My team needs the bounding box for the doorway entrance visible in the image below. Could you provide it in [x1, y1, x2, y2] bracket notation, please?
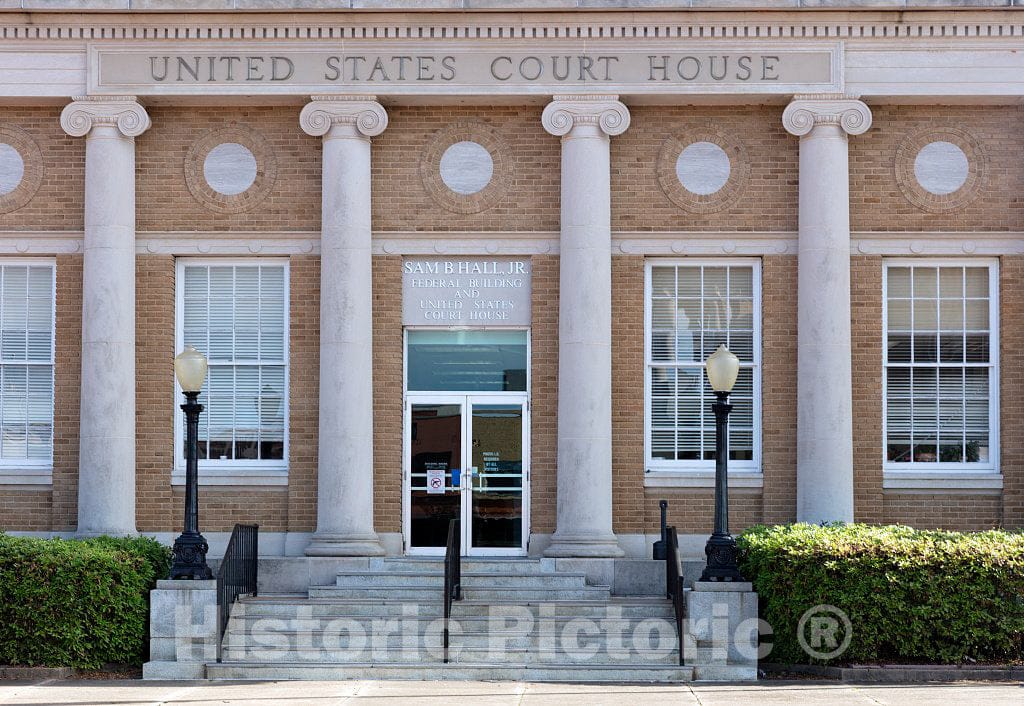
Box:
[403, 330, 529, 556]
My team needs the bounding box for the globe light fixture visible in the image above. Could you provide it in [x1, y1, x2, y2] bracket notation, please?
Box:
[169, 346, 213, 580]
[700, 344, 745, 582]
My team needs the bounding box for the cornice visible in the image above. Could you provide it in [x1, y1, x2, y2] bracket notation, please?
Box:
[1, 11, 1024, 43]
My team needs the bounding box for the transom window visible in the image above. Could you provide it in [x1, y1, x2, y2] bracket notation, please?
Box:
[0, 262, 54, 468]
[176, 260, 288, 471]
[645, 260, 760, 471]
[884, 261, 998, 469]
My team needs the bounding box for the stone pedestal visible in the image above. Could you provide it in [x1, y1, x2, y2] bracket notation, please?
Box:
[782, 95, 872, 525]
[300, 97, 388, 557]
[60, 97, 150, 538]
[541, 95, 629, 559]
[142, 579, 218, 680]
[685, 581, 760, 681]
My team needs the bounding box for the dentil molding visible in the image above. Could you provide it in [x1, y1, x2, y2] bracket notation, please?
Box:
[299, 95, 388, 138]
[542, 95, 630, 137]
[59, 96, 150, 138]
[782, 94, 872, 137]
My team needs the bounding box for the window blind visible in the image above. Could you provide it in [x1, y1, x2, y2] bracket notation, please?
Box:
[0, 264, 53, 465]
[647, 263, 758, 467]
[181, 263, 287, 464]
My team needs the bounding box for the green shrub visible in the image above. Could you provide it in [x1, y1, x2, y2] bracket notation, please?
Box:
[0, 534, 171, 668]
[738, 523, 1024, 665]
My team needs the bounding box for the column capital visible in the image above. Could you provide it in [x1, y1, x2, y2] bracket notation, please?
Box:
[782, 94, 872, 137]
[60, 96, 151, 138]
[299, 95, 388, 138]
[541, 95, 630, 138]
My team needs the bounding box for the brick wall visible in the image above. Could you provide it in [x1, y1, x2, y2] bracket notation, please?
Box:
[761, 255, 798, 524]
[0, 108, 84, 231]
[372, 106, 559, 232]
[51, 254, 82, 531]
[135, 255, 176, 532]
[611, 105, 797, 232]
[851, 256, 885, 524]
[850, 105, 1024, 232]
[611, 256, 645, 534]
[136, 107, 321, 233]
[372, 256, 404, 534]
[530, 255, 558, 535]
[287, 255, 319, 533]
[999, 256, 1024, 529]
[883, 494, 1002, 530]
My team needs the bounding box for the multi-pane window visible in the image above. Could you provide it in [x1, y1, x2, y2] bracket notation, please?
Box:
[177, 261, 288, 469]
[0, 262, 53, 467]
[646, 261, 760, 470]
[884, 262, 997, 468]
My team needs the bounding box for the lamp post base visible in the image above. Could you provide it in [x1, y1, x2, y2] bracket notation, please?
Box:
[699, 532, 744, 582]
[169, 531, 213, 580]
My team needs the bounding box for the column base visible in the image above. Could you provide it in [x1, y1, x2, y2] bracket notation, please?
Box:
[74, 527, 138, 539]
[543, 533, 624, 558]
[304, 532, 386, 557]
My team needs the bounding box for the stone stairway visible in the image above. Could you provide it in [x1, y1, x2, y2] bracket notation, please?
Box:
[206, 557, 695, 682]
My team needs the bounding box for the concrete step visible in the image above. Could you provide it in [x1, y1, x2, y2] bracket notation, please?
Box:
[227, 614, 678, 633]
[370, 558, 554, 574]
[224, 628, 681, 653]
[690, 663, 758, 681]
[308, 586, 612, 601]
[333, 571, 591, 590]
[220, 644, 682, 665]
[234, 598, 676, 620]
[205, 661, 694, 682]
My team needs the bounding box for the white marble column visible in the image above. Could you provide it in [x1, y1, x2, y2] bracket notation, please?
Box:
[782, 95, 872, 524]
[61, 97, 151, 537]
[300, 96, 388, 556]
[542, 95, 629, 558]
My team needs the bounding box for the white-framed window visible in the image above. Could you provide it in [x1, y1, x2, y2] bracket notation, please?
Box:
[174, 259, 289, 485]
[883, 260, 999, 473]
[644, 259, 761, 477]
[0, 259, 54, 483]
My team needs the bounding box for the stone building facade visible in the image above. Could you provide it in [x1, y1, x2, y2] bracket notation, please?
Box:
[0, 3, 1021, 558]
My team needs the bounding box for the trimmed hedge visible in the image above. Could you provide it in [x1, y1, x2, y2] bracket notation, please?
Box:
[738, 523, 1024, 665]
[0, 534, 171, 668]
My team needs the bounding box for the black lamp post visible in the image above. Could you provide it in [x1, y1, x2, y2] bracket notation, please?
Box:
[699, 344, 745, 583]
[169, 345, 213, 580]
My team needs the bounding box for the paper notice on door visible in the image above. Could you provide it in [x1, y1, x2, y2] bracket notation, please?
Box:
[426, 464, 445, 494]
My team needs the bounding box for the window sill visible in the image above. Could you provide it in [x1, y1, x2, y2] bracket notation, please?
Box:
[644, 469, 763, 489]
[0, 468, 52, 485]
[883, 470, 1002, 494]
[171, 468, 288, 487]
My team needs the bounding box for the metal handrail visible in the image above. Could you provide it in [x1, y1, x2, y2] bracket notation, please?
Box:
[443, 518, 462, 664]
[665, 525, 686, 666]
[216, 523, 259, 663]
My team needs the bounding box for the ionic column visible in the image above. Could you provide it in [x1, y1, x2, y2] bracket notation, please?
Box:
[782, 95, 872, 524]
[61, 97, 151, 537]
[300, 96, 388, 556]
[542, 95, 629, 558]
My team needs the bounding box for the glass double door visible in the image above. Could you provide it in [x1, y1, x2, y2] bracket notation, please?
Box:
[405, 395, 528, 555]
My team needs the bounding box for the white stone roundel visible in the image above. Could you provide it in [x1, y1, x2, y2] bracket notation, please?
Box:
[914, 141, 969, 195]
[0, 143, 24, 196]
[676, 141, 731, 196]
[439, 141, 494, 195]
[203, 142, 258, 196]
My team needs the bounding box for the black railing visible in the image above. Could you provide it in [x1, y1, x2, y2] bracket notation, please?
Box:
[443, 518, 462, 664]
[216, 523, 259, 663]
[665, 525, 685, 666]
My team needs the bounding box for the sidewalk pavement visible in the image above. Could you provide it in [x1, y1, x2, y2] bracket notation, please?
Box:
[0, 679, 1021, 705]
